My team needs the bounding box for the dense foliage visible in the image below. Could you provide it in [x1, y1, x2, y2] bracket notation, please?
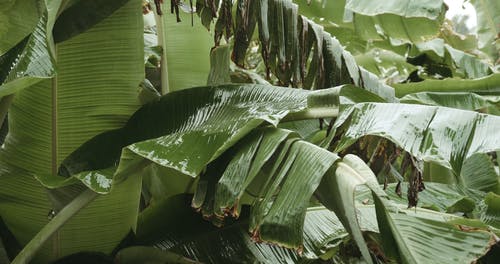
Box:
[0, 0, 499, 263]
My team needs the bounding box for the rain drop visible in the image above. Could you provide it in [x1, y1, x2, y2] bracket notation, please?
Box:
[47, 209, 56, 220]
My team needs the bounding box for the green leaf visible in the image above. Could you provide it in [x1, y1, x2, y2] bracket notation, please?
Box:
[347, 0, 445, 45]
[207, 45, 231, 85]
[357, 182, 478, 214]
[355, 48, 417, 83]
[0, 0, 59, 97]
[53, 0, 131, 43]
[247, 139, 339, 249]
[392, 73, 500, 97]
[156, 5, 213, 92]
[136, 195, 349, 263]
[0, 1, 143, 261]
[410, 38, 492, 79]
[334, 103, 500, 174]
[0, 0, 40, 56]
[54, 84, 339, 193]
[480, 192, 500, 229]
[470, 0, 500, 60]
[346, 0, 444, 19]
[115, 246, 196, 264]
[400, 92, 499, 112]
[316, 154, 387, 264]
[373, 195, 495, 264]
[461, 153, 499, 193]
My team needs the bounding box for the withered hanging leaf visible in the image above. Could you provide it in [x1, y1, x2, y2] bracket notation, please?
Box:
[232, 0, 258, 67]
[214, 0, 233, 45]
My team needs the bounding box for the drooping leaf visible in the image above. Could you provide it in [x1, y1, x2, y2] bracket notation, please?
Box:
[392, 73, 500, 97]
[334, 103, 500, 175]
[357, 182, 478, 214]
[461, 153, 499, 193]
[373, 194, 495, 264]
[115, 246, 196, 264]
[346, 0, 445, 44]
[135, 194, 349, 263]
[316, 154, 387, 264]
[355, 48, 417, 83]
[205, 0, 396, 101]
[480, 192, 500, 229]
[400, 92, 500, 112]
[207, 45, 231, 85]
[469, 0, 500, 60]
[51, 84, 340, 193]
[247, 139, 339, 249]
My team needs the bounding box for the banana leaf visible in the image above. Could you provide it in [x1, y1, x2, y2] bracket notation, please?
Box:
[155, 4, 212, 92]
[400, 92, 500, 112]
[0, 0, 59, 97]
[201, 0, 396, 101]
[356, 182, 478, 214]
[345, 0, 445, 44]
[354, 49, 417, 83]
[470, 0, 500, 60]
[52, 0, 132, 43]
[334, 102, 500, 174]
[410, 39, 492, 79]
[0, 0, 144, 262]
[46, 84, 339, 192]
[0, 0, 39, 56]
[373, 194, 496, 264]
[135, 194, 350, 263]
[316, 154, 387, 264]
[392, 73, 500, 97]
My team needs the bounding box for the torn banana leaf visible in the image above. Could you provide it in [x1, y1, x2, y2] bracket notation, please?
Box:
[334, 102, 500, 175]
[135, 194, 350, 263]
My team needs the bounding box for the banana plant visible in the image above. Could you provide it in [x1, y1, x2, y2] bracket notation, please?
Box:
[0, 0, 499, 263]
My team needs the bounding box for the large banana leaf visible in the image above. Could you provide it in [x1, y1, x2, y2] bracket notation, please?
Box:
[52, 0, 132, 43]
[345, 0, 445, 44]
[134, 194, 350, 263]
[0, 0, 143, 262]
[334, 102, 500, 174]
[373, 195, 496, 264]
[469, 0, 500, 60]
[155, 4, 212, 92]
[38, 84, 341, 253]
[392, 73, 500, 97]
[354, 49, 417, 83]
[357, 182, 478, 214]
[316, 154, 387, 264]
[49, 84, 338, 190]
[410, 39, 492, 79]
[400, 92, 500, 112]
[0, 0, 39, 55]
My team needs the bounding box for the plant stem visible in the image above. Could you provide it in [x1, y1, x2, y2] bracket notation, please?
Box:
[12, 190, 98, 264]
[154, 10, 170, 94]
[282, 107, 339, 122]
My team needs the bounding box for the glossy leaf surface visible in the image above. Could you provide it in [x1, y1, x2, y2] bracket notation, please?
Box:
[334, 102, 500, 174]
